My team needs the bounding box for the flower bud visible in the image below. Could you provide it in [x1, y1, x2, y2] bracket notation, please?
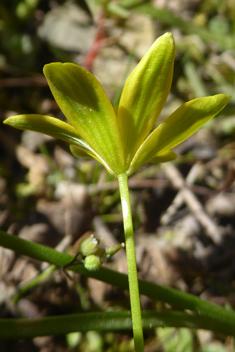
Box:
[79, 235, 101, 257]
[84, 255, 101, 271]
[105, 243, 125, 258]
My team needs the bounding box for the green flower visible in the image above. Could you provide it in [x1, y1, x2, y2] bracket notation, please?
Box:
[4, 33, 230, 177]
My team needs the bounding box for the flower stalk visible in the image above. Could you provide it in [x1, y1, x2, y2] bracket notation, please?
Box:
[118, 173, 144, 351]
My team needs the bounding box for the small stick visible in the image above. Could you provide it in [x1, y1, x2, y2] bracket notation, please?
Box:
[161, 163, 203, 225]
[162, 163, 221, 244]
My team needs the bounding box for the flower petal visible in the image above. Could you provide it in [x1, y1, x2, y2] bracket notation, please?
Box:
[4, 114, 117, 173]
[70, 145, 116, 175]
[128, 94, 231, 175]
[149, 150, 177, 163]
[117, 32, 175, 168]
[70, 145, 92, 158]
[4, 114, 83, 146]
[43, 63, 124, 176]
[128, 150, 177, 175]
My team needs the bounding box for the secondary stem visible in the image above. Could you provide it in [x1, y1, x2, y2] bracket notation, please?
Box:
[118, 173, 144, 352]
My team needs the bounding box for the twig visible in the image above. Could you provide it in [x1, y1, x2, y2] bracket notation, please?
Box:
[161, 163, 204, 225]
[88, 178, 216, 197]
[0, 76, 47, 87]
[162, 163, 221, 244]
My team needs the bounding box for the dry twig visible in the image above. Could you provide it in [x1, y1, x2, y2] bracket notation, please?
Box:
[162, 163, 221, 244]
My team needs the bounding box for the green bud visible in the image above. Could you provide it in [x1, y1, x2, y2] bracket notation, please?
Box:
[79, 235, 101, 257]
[84, 255, 101, 271]
[105, 243, 125, 258]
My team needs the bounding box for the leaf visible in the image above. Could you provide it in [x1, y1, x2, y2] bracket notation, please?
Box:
[117, 32, 175, 168]
[44, 63, 125, 176]
[128, 94, 231, 175]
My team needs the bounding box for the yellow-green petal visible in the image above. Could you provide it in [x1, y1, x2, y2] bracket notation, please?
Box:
[149, 150, 177, 163]
[70, 145, 116, 175]
[128, 94, 230, 175]
[70, 145, 92, 159]
[4, 114, 87, 147]
[128, 150, 177, 175]
[117, 32, 175, 169]
[43, 63, 124, 176]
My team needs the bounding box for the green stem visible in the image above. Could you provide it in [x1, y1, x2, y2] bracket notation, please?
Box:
[13, 265, 56, 304]
[118, 173, 144, 352]
[1, 230, 235, 335]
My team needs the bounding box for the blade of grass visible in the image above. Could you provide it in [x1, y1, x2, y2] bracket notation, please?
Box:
[132, 2, 235, 50]
[0, 230, 235, 336]
[112, 46, 136, 106]
[12, 265, 56, 304]
[0, 311, 233, 340]
[184, 60, 209, 98]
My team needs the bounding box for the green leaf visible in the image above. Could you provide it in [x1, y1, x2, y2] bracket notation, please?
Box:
[128, 94, 231, 175]
[117, 32, 175, 168]
[43, 63, 125, 176]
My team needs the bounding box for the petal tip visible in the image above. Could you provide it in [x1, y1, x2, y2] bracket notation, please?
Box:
[215, 93, 232, 107]
[3, 116, 14, 125]
[158, 32, 174, 45]
[162, 32, 173, 39]
[224, 94, 232, 102]
[43, 62, 64, 76]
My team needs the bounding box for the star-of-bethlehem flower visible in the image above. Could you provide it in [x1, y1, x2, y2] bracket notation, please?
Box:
[4, 33, 230, 178]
